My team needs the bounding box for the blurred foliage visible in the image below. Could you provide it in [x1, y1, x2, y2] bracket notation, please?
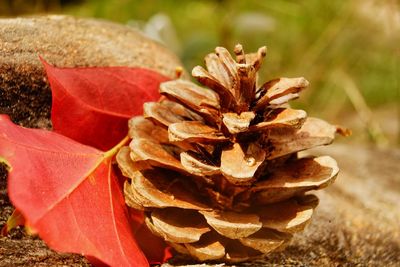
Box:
[0, 0, 82, 15]
[1, 0, 399, 146]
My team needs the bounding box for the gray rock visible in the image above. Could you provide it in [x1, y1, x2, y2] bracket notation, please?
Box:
[0, 15, 184, 128]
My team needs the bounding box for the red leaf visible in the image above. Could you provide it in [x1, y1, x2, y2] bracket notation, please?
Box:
[1, 209, 25, 236]
[0, 115, 148, 267]
[42, 59, 169, 151]
[135, 222, 173, 264]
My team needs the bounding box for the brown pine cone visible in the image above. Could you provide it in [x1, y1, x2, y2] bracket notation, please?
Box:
[117, 44, 345, 263]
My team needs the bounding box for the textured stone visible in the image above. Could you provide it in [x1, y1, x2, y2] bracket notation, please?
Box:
[0, 15, 184, 128]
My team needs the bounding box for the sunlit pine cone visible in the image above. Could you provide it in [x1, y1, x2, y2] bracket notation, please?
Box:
[117, 44, 345, 263]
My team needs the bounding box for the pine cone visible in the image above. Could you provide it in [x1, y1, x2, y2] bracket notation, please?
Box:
[117, 44, 345, 263]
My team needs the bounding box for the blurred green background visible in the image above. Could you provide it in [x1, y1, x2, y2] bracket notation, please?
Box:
[1, 0, 399, 147]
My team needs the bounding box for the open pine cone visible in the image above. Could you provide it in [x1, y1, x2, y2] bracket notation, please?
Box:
[117, 44, 345, 263]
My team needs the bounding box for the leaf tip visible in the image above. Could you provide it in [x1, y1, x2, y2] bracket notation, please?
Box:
[38, 55, 53, 70]
[0, 156, 12, 172]
[1, 209, 25, 236]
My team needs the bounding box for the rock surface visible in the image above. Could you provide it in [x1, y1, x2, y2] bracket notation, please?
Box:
[0, 15, 184, 128]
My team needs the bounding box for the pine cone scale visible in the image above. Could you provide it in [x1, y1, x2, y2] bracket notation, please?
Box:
[143, 102, 187, 127]
[238, 228, 291, 254]
[180, 151, 220, 176]
[205, 53, 233, 91]
[255, 77, 309, 110]
[160, 80, 220, 111]
[199, 210, 262, 239]
[220, 143, 266, 184]
[128, 116, 169, 143]
[168, 121, 228, 143]
[129, 138, 183, 171]
[115, 149, 211, 210]
[184, 232, 226, 261]
[256, 195, 318, 233]
[252, 156, 338, 204]
[149, 208, 211, 243]
[192, 65, 236, 108]
[222, 111, 255, 134]
[249, 108, 307, 132]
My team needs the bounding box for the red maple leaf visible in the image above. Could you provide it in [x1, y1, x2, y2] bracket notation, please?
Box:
[0, 115, 153, 266]
[42, 60, 169, 151]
